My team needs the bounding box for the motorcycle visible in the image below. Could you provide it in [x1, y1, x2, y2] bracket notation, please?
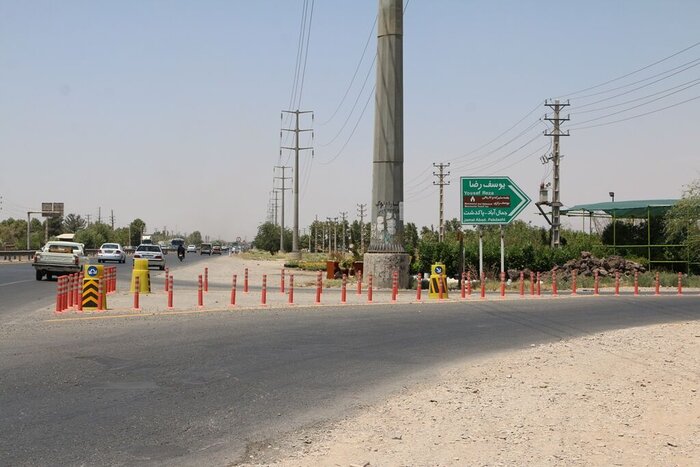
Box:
[177, 250, 185, 262]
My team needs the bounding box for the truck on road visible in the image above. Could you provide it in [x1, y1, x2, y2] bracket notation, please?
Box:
[32, 241, 88, 281]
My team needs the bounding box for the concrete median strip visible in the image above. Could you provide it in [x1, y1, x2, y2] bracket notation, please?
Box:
[44, 255, 699, 321]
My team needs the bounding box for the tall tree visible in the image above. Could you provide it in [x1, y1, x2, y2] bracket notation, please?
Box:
[129, 218, 146, 246]
[665, 179, 700, 258]
[63, 213, 87, 233]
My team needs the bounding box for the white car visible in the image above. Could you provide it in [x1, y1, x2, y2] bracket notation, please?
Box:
[133, 244, 166, 270]
[187, 245, 197, 253]
[97, 243, 126, 263]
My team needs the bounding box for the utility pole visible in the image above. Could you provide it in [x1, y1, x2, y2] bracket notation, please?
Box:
[333, 217, 338, 253]
[281, 110, 314, 259]
[274, 165, 291, 253]
[357, 203, 367, 254]
[270, 190, 279, 225]
[110, 210, 115, 230]
[97, 207, 101, 224]
[314, 215, 319, 252]
[544, 99, 570, 248]
[365, 0, 409, 287]
[86, 214, 91, 227]
[339, 211, 347, 252]
[433, 162, 450, 242]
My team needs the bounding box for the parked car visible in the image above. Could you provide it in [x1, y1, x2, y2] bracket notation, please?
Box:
[133, 244, 166, 270]
[212, 245, 222, 255]
[187, 244, 197, 253]
[97, 243, 126, 263]
[200, 243, 212, 255]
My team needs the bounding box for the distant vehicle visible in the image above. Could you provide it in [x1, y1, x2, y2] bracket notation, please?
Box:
[200, 243, 212, 255]
[133, 244, 166, 270]
[170, 238, 185, 251]
[186, 245, 197, 253]
[97, 243, 126, 263]
[141, 235, 153, 245]
[33, 241, 88, 280]
[212, 245, 222, 255]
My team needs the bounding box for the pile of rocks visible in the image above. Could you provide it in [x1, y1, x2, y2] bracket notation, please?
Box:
[506, 251, 646, 281]
[559, 251, 646, 277]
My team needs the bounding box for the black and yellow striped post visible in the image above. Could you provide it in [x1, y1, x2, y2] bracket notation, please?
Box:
[82, 264, 107, 310]
[429, 263, 448, 299]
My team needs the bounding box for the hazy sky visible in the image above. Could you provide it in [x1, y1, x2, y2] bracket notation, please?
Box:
[1, 0, 699, 241]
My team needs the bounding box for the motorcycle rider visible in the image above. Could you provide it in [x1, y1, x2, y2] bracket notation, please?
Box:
[177, 243, 186, 260]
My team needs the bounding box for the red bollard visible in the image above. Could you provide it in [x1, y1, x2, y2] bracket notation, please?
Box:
[356, 272, 362, 296]
[572, 269, 578, 296]
[594, 270, 600, 296]
[77, 274, 83, 312]
[167, 275, 174, 309]
[261, 274, 267, 305]
[198, 274, 204, 309]
[341, 274, 347, 304]
[392, 271, 398, 302]
[244, 268, 249, 293]
[230, 274, 237, 307]
[480, 273, 486, 299]
[55, 277, 63, 313]
[438, 273, 444, 300]
[536, 272, 541, 297]
[500, 271, 506, 299]
[133, 276, 141, 311]
[165, 267, 169, 292]
[530, 271, 535, 296]
[461, 272, 466, 299]
[97, 278, 104, 311]
[368, 274, 373, 303]
[615, 271, 620, 296]
[315, 272, 322, 304]
[519, 271, 525, 297]
[678, 272, 683, 295]
[67, 274, 74, 309]
[634, 270, 639, 296]
[467, 271, 472, 297]
[204, 267, 209, 293]
[416, 273, 423, 302]
[289, 274, 294, 305]
[552, 270, 558, 297]
[280, 268, 285, 294]
[655, 271, 660, 296]
[110, 267, 115, 293]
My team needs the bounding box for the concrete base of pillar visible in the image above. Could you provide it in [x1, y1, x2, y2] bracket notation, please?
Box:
[363, 252, 411, 288]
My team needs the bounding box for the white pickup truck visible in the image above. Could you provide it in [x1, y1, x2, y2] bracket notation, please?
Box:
[32, 241, 89, 281]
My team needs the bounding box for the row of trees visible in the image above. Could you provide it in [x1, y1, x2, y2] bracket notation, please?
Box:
[0, 214, 208, 250]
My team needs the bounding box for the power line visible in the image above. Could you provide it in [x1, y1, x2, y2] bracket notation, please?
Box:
[557, 40, 700, 98]
[572, 77, 700, 115]
[571, 93, 700, 131]
[317, 15, 377, 126]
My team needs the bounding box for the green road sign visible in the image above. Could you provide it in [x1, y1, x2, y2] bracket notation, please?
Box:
[461, 176, 531, 225]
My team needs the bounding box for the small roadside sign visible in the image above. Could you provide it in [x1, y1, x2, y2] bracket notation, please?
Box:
[461, 176, 531, 225]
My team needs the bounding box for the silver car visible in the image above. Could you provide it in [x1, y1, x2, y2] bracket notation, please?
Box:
[97, 243, 126, 263]
[133, 244, 166, 270]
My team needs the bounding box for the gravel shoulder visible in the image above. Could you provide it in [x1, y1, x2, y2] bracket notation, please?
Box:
[243, 319, 700, 466]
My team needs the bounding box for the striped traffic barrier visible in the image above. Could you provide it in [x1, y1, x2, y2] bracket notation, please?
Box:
[198, 275, 204, 308]
[341, 274, 347, 304]
[261, 274, 267, 305]
[280, 268, 285, 294]
[289, 274, 294, 305]
[204, 267, 209, 293]
[416, 272, 423, 302]
[133, 276, 141, 311]
[167, 275, 174, 309]
[315, 272, 322, 304]
[571, 269, 578, 296]
[367, 274, 373, 303]
[244, 268, 249, 293]
[230, 274, 237, 307]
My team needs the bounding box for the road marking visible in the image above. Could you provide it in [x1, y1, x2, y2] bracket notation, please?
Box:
[0, 279, 34, 287]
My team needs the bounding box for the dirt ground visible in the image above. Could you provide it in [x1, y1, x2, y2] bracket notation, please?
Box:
[242, 319, 700, 466]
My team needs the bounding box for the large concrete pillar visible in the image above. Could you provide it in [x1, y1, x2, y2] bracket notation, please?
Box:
[364, 0, 410, 288]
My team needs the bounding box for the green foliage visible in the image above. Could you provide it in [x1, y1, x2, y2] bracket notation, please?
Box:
[187, 230, 203, 246]
[252, 222, 292, 254]
[298, 261, 327, 271]
[665, 179, 700, 269]
[63, 213, 86, 233]
[129, 218, 146, 246]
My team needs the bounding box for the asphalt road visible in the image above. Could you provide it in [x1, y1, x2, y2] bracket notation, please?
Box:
[1, 291, 698, 466]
